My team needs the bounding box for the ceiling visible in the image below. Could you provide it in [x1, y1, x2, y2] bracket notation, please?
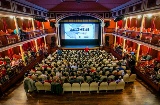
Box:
[26, 0, 130, 12]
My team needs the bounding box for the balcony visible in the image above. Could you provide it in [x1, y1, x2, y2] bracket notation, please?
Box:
[114, 29, 160, 51]
[0, 29, 48, 51]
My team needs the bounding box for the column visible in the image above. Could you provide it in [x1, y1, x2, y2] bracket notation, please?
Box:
[114, 36, 117, 47]
[136, 44, 141, 61]
[100, 21, 105, 46]
[19, 45, 26, 65]
[42, 22, 45, 33]
[14, 16, 20, 41]
[55, 22, 60, 47]
[34, 39, 38, 52]
[31, 18, 36, 31]
[124, 17, 128, 30]
[42, 22, 45, 29]
[115, 22, 118, 32]
[140, 14, 145, 39]
[44, 36, 47, 48]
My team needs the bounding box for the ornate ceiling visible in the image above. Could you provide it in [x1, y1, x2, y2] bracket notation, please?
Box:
[26, 0, 130, 12]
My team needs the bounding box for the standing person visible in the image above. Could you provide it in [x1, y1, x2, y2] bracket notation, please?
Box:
[84, 46, 89, 55]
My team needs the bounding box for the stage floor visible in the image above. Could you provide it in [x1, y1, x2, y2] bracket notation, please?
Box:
[60, 45, 100, 50]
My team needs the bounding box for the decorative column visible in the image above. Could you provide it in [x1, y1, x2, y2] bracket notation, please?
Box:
[42, 22, 45, 29]
[115, 22, 118, 33]
[34, 39, 38, 52]
[124, 17, 128, 30]
[19, 45, 26, 65]
[140, 14, 145, 39]
[55, 22, 60, 47]
[42, 22, 45, 33]
[31, 18, 36, 31]
[44, 36, 47, 48]
[100, 21, 105, 46]
[114, 36, 117, 47]
[136, 44, 141, 61]
[14, 16, 20, 41]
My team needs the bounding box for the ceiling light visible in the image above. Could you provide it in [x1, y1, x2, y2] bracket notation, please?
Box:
[10, 16, 14, 19]
[147, 14, 152, 17]
[137, 15, 141, 19]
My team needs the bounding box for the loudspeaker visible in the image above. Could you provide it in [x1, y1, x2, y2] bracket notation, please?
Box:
[105, 21, 110, 27]
[50, 22, 55, 28]
[114, 15, 124, 22]
[105, 36, 109, 46]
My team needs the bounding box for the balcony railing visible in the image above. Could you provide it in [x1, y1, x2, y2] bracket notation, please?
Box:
[114, 29, 160, 48]
[0, 29, 47, 49]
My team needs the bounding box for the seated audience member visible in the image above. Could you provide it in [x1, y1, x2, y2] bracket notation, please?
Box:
[14, 28, 26, 41]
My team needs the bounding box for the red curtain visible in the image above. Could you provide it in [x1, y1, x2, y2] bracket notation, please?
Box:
[135, 18, 137, 27]
[36, 21, 42, 29]
[127, 18, 131, 28]
[28, 20, 32, 28]
[22, 21, 26, 30]
[7, 49, 14, 58]
[117, 20, 123, 29]
[1, 18, 7, 32]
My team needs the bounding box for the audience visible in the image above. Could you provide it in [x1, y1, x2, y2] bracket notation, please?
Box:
[23, 49, 133, 93]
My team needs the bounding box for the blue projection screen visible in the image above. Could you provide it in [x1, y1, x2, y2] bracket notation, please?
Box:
[61, 23, 99, 39]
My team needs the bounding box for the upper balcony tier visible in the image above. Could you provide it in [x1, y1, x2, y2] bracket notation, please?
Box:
[114, 28, 160, 51]
[0, 28, 56, 52]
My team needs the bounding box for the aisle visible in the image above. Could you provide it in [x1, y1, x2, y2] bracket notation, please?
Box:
[0, 80, 160, 105]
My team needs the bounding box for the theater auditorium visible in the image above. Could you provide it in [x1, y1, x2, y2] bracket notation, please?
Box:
[0, 0, 160, 105]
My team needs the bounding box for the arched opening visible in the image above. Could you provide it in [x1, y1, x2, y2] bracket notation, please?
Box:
[57, 15, 102, 47]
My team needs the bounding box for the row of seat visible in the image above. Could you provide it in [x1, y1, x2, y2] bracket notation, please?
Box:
[63, 82, 125, 93]
[123, 74, 136, 83]
[35, 81, 125, 93]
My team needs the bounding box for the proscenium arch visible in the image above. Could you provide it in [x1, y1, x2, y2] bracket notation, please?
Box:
[55, 13, 104, 23]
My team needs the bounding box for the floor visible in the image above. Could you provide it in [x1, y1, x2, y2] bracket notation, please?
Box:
[0, 79, 160, 105]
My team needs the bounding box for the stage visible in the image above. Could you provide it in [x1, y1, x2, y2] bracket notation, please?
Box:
[60, 45, 100, 50]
